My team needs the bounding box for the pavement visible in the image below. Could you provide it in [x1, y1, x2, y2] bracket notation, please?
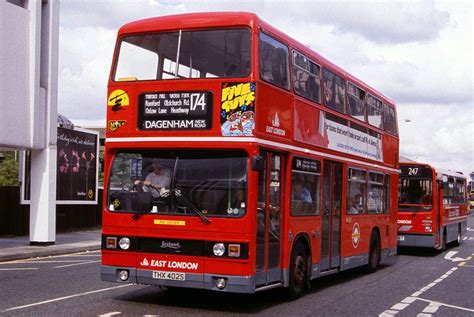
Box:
[0, 229, 101, 262]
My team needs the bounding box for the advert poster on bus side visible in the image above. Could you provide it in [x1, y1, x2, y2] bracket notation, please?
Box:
[137, 91, 213, 130]
[56, 127, 99, 204]
[294, 105, 383, 162]
[323, 115, 384, 162]
[220, 82, 256, 136]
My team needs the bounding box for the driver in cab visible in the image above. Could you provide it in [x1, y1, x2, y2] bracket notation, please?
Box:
[134, 159, 171, 198]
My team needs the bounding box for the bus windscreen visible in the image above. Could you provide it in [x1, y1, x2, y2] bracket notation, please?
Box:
[107, 151, 247, 217]
[398, 178, 433, 209]
[114, 28, 251, 81]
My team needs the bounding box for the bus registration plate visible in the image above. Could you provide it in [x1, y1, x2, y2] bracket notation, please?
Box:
[152, 271, 185, 281]
[397, 236, 405, 241]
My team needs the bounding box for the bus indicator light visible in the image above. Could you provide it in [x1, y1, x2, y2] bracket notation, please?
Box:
[228, 244, 241, 257]
[106, 237, 117, 249]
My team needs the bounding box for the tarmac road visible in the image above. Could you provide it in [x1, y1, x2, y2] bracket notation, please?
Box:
[1, 215, 473, 316]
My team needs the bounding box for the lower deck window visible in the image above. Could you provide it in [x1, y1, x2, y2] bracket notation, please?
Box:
[290, 158, 321, 215]
[107, 150, 247, 217]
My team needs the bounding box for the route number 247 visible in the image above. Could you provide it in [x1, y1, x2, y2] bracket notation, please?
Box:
[408, 168, 419, 176]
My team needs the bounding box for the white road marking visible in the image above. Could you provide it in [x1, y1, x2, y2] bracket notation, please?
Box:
[1, 251, 101, 264]
[2, 285, 133, 313]
[417, 297, 474, 313]
[444, 251, 468, 262]
[53, 260, 101, 269]
[421, 302, 440, 314]
[0, 268, 38, 271]
[401, 297, 417, 304]
[98, 312, 122, 317]
[8, 260, 91, 264]
[391, 303, 409, 310]
[380, 267, 459, 316]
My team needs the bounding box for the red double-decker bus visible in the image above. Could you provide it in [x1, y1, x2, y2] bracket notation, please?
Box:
[101, 12, 399, 298]
[398, 161, 468, 249]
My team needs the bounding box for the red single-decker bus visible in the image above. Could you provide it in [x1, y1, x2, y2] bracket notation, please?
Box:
[398, 161, 468, 249]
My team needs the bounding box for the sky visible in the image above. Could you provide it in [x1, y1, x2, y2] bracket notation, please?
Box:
[58, 0, 474, 176]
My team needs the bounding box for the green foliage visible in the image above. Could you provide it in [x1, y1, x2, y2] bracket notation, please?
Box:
[0, 151, 19, 186]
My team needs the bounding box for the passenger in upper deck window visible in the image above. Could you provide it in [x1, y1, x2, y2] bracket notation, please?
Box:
[323, 78, 335, 108]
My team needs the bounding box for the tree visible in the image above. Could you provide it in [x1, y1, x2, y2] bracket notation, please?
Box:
[0, 151, 19, 186]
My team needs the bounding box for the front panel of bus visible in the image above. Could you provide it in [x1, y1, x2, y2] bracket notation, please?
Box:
[397, 164, 439, 248]
[101, 25, 261, 293]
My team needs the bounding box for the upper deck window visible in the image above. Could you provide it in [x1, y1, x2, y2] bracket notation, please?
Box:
[259, 33, 290, 90]
[292, 51, 321, 103]
[322, 68, 345, 113]
[347, 82, 366, 122]
[367, 94, 383, 129]
[113, 28, 251, 81]
[383, 103, 397, 135]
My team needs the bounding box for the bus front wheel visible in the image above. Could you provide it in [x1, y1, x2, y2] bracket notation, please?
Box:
[287, 242, 308, 300]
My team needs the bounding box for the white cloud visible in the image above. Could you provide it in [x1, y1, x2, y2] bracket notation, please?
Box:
[398, 103, 474, 176]
[57, 0, 473, 175]
[58, 26, 116, 120]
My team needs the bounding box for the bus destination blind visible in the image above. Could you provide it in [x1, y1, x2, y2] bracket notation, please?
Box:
[138, 91, 213, 130]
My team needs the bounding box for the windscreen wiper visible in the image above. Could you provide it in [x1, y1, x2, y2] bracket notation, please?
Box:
[173, 189, 211, 224]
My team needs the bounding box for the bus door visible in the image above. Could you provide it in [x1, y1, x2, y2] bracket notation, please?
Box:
[320, 160, 343, 271]
[436, 180, 444, 247]
[256, 152, 284, 286]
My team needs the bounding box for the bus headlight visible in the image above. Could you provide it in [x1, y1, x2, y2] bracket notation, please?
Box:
[213, 243, 225, 256]
[118, 269, 129, 281]
[215, 277, 227, 290]
[119, 237, 131, 250]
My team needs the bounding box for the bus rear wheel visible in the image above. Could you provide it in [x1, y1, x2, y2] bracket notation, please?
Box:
[454, 225, 461, 247]
[366, 232, 380, 273]
[287, 242, 308, 300]
[440, 229, 447, 251]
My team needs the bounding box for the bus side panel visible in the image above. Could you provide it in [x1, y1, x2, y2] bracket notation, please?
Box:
[340, 214, 395, 269]
[288, 217, 322, 269]
[254, 81, 294, 141]
[442, 203, 468, 243]
[382, 134, 399, 168]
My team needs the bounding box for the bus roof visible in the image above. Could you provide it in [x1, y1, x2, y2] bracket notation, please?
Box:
[117, 12, 395, 105]
[118, 12, 259, 36]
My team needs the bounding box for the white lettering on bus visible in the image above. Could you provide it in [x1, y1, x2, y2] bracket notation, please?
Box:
[168, 261, 199, 270]
[164, 99, 182, 106]
[145, 100, 160, 107]
[145, 108, 157, 114]
[148, 259, 198, 270]
[397, 220, 412, 225]
[170, 107, 189, 115]
[144, 120, 194, 129]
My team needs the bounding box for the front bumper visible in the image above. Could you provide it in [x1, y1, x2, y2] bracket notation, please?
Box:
[101, 265, 255, 293]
